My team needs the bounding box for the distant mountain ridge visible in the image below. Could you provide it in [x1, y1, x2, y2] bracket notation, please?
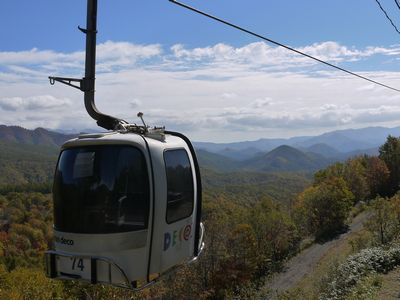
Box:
[0, 124, 395, 175]
[0, 125, 76, 147]
[2, 124, 395, 153]
[194, 126, 400, 161]
[242, 145, 331, 172]
[196, 149, 240, 172]
[301, 143, 341, 158]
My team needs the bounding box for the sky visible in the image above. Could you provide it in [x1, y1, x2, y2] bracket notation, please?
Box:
[2, 0, 400, 142]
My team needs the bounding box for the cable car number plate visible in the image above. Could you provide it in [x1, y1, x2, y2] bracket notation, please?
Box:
[56, 256, 91, 280]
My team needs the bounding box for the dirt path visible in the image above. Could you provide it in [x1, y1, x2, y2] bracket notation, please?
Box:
[375, 267, 400, 299]
[267, 212, 370, 292]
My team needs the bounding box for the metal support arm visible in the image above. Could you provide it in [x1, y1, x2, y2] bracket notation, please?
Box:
[49, 76, 95, 93]
[49, 77, 84, 91]
[49, 0, 121, 131]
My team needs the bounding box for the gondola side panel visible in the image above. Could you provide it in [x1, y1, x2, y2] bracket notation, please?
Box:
[146, 135, 197, 275]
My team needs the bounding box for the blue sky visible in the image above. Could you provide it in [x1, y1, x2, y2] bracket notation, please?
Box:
[2, 0, 400, 50]
[1, 0, 400, 141]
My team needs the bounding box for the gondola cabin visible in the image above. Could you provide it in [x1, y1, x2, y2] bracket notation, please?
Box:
[45, 128, 204, 289]
[45, 0, 203, 289]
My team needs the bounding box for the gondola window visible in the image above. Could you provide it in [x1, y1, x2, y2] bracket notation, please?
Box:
[164, 149, 194, 223]
[53, 145, 150, 234]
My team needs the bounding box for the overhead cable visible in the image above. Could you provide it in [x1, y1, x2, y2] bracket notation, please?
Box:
[169, 0, 400, 93]
[395, 0, 400, 11]
[375, 0, 400, 35]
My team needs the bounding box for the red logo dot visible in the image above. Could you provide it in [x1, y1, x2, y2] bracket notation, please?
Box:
[183, 225, 191, 240]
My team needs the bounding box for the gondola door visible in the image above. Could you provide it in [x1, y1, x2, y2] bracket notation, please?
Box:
[146, 137, 198, 276]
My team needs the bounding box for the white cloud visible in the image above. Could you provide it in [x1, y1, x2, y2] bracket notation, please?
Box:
[97, 41, 162, 60]
[251, 97, 273, 108]
[221, 92, 237, 99]
[320, 104, 338, 111]
[96, 41, 162, 71]
[0, 95, 71, 111]
[2, 40, 399, 81]
[170, 41, 400, 68]
[1, 40, 400, 141]
[0, 48, 77, 65]
[0, 41, 162, 75]
[129, 98, 142, 108]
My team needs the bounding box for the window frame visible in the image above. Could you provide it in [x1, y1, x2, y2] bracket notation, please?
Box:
[163, 148, 195, 224]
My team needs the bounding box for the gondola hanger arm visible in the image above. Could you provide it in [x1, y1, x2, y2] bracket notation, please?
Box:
[48, 0, 122, 131]
[48, 76, 92, 91]
[78, 25, 97, 34]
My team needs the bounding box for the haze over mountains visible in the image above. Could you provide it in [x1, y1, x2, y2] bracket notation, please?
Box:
[0, 125, 399, 176]
[194, 126, 400, 172]
[195, 126, 400, 157]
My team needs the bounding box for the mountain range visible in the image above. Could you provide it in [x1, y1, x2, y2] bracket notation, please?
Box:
[0, 125, 313, 204]
[0, 125, 398, 177]
[194, 126, 400, 162]
[0, 125, 76, 147]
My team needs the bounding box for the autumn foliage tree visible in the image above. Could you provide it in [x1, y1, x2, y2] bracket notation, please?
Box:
[294, 177, 354, 239]
[379, 135, 400, 195]
[365, 197, 395, 245]
[249, 198, 299, 272]
[1, 135, 398, 299]
[364, 156, 390, 197]
[314, 160, 367, 202]
[343, 158, 369, 202]
[314, 155, 389, 201]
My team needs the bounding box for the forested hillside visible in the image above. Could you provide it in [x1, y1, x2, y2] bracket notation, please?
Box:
[0, 125, 75, 146]
[202, 168, 310, 206]
[1, 125, 397, 176]
[3, 126, 400, 299]
[0, 125, 317, 186]
[0, 141, 58, 186]
[0, 126, 311, 298]
[268, 135, 400, 299]
[0, 126, 73, 187]
[242, 145, 331, 172]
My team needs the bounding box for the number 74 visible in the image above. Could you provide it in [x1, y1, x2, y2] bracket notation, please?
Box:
[72, 258, 85, 271]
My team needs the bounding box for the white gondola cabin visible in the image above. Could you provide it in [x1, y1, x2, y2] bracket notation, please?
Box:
[44, 0, 204, 290]
[45, 128, 204, 289]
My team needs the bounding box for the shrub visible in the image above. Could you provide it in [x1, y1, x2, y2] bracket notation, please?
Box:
[320, 246, 400, 299]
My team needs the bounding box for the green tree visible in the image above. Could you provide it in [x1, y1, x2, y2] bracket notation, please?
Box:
[315, 158, 369, 202]
[365, 197, 396, 244]
[379, 135, 400, 195]
[227, 224, 257, 269]
[390, 193, 400, 227]
[249, 198, 299, 274]
[212, 224, 258, 292]
[343, 158, 369, 202]
[0, 266, 64, 300]
[314, 162, 345, 185]
[364, 156, 390, 197]
[294, 177, 354, 239]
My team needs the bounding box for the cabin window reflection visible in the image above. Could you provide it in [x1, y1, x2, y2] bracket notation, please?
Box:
[164, 149, 194, 223]
[53, 145, 150, 234]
